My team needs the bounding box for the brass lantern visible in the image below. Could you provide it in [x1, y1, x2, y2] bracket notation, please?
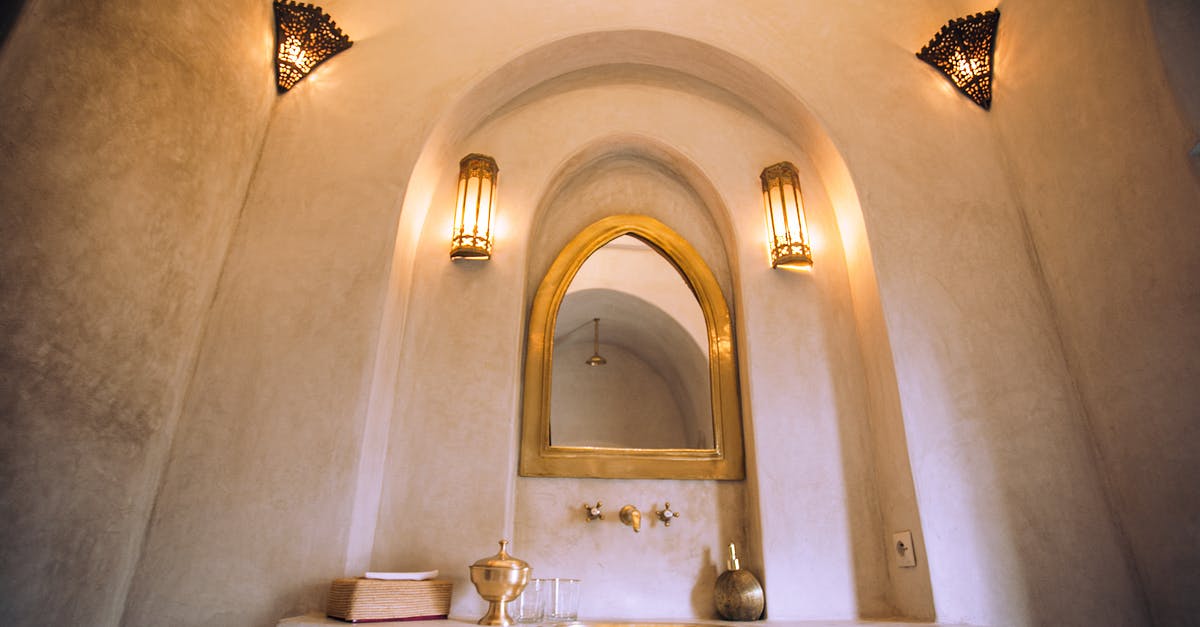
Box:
[451, 154, 499, 260]
[761, 161, 812, 269]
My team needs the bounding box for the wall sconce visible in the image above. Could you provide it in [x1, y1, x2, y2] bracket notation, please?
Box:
[450, 154, 499, 260]
[273, 1, 353, 92]
[917, 9, 1000, 109]
[762, 161, 812, 269]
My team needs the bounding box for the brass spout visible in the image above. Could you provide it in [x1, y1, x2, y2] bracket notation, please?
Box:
[619, 505, 641, 533]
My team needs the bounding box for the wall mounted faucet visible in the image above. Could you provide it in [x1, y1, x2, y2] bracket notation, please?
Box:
[655, 502, 681, 526]
[619, 505, 641, 533]
[583, 501, 604, 522]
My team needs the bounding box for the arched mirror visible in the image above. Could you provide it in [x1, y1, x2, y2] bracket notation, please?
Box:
[520, 215, 744, 479]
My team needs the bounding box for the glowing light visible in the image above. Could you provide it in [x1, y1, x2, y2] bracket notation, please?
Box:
[761, 161, 813, 269]
[451, 154, 499, 260]
[273, 1, 352, 92]
[917, 10, 1000, 109]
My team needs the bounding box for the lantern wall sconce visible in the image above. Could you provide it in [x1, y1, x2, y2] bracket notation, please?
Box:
[450, 154, 499, 260]
[917, 9, 1000, 110]
[761, 161, 812, 269]
[273, 1, 353, 92]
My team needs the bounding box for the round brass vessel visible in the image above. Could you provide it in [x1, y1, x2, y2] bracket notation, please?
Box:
[713, 543, 763, 621]
[469, 540, 531, 626]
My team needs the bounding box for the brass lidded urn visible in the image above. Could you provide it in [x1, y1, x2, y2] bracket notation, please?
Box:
[469, 540, 531, 626]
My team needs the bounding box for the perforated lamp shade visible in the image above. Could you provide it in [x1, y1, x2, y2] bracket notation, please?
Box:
[273, 1, 353, 92]
[761, 161, 812, 269]
[451, 154, 499, 260]
[917, 10, 1000, 109]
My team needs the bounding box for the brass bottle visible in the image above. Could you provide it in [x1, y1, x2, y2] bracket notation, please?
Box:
[713, 542, 764, 621]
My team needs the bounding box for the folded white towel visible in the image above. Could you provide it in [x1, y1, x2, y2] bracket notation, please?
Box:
[364, 569, 439, 580]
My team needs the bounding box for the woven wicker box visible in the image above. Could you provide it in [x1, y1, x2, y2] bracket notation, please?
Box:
[326, 578, 453, 623]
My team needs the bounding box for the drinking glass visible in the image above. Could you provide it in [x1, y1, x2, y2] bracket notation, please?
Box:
[514, 578, 544, 623]
[544, 577, 581, 621]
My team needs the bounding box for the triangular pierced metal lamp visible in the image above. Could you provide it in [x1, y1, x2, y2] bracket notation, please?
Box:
[917, 9, 1000, 110]
[273, 1, 353, 92]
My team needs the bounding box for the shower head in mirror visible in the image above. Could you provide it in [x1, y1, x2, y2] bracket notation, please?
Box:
[585, 318, 607, 366]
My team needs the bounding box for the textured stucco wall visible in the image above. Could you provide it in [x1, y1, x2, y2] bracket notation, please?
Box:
[371, 88, 737, 619]
[0, 1, 274, 625]
[992, 0, 1200, 623]
[114, 2, 1144, 624]
[117, 21, 403, 627]
[353, 20, 935, 621]
[371, 55, 889, 620]
[7, 2, 1196, 626]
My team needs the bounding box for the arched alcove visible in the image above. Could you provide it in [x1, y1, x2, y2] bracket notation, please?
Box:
[364, 27, 929, 621]
[508, 144, 750, 618]
[525, 138, 735, 300]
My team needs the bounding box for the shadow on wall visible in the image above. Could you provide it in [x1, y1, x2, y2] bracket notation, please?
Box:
[1146, 0, 1200, 137]
[1, 0, 27, 46]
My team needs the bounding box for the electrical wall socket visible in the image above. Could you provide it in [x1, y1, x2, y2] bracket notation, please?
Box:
[892, 530, 917, 568]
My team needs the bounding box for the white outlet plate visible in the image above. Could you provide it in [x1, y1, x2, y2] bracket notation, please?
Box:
[892, 530, 917, 568]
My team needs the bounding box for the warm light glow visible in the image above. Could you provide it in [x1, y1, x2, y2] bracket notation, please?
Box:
[950, 52, 983, 86]
[451, 154, 498, 260]
[273, 1, 352, 92]
[279, 38, 314, 74]
[761, 161, 812, 269]
[917, 9, 999, 109]
[777, 264, 814, 274]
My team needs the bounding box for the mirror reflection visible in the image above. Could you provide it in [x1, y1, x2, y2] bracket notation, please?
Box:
[550, 236, 714, 449]
[519, 214, 744, 480]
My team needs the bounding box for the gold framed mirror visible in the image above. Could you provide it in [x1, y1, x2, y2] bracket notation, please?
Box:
[519, 215, 744, 480]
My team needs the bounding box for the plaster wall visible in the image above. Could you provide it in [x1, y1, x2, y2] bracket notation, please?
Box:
[551, 341, 697, 449]
[0, 1, 274, 625]
[373, 74, 886, 620]
[991, 0, 1200, 623]
[3, 2, 1191, 626]
[787, 6, 1144, 623]
[117, 24, 409, 627]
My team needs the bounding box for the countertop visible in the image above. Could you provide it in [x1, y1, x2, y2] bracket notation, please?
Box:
[278, 613, 961, 627]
